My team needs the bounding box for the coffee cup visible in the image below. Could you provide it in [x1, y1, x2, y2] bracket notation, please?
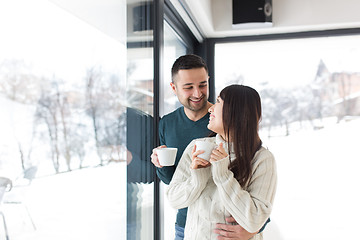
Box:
[156, 148, 178, 166]
[195, 140, 216, 161]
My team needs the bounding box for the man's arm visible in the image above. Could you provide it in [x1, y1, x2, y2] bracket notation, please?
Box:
[214, 217, 256, 240]
[156, 165, 176, 184]
[151, 118, 176, 185]
[214, 217, 270, 240]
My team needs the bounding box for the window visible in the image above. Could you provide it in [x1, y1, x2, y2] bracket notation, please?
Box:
[160, 20, 188, 240]
[215, 34, 360, 240]
[126, 0, 155, 239]
[0, 1, 126, 239]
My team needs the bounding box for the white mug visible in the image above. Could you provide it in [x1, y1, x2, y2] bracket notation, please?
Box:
[156, 148, 178, 166]
[195, 140, 216, 161]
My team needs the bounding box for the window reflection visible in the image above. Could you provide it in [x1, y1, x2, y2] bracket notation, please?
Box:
[126, 1, 155, 239]
[215, 35, 360, 240]
[161, 21, 187, 240]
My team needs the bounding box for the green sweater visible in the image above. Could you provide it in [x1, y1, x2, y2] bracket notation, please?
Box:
[157, 107, 212, 228]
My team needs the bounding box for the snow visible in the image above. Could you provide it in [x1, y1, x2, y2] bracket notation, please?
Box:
[2, 118, 360, 240]
[1, 163, 126, 240]
[1, 96, 360, 240]
[261, 117, 360, 240]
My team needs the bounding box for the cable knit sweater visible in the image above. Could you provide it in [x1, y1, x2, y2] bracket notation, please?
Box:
[166, 135, 277, 240]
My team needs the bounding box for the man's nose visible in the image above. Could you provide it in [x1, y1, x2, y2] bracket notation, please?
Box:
[192, 87, 201, 98]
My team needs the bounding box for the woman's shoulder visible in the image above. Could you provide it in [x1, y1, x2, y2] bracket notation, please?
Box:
[253, 146, 276, 165]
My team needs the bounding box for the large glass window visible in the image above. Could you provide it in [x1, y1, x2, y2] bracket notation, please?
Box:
[162, 21, 188, 116]
[160, 20, 188, 240]
[0, 1, 126, 239]
[126, 0, 155, 240]
[215, 35, 360, 240]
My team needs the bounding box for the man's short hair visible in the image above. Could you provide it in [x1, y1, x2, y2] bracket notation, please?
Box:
[171, 54, 208, 83]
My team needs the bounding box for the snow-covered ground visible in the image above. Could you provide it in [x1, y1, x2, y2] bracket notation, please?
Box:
[262, 117, 360, 240]
[1, 163, 126, 240]
[1, 106, 359, 240]
[162, 117, 360, 240]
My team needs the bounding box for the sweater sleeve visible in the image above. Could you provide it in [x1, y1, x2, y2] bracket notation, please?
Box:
[156, 117, 176, 184]
[211, 149, 277, 233]
[166, 140, 211, 209]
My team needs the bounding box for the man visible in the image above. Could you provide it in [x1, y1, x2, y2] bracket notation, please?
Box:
[151, 54, 269, 240]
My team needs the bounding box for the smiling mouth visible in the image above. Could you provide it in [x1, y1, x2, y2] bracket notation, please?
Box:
[190, 97, 204, 103]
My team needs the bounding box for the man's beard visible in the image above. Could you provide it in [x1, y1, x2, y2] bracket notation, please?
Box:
[183, 96, 207, 112]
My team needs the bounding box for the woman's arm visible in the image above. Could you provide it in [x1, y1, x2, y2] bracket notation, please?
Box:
[166, 141, 211, 209]
[212, 149, 277, 233]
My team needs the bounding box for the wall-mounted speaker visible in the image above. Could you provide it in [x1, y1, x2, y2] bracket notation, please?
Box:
[232, 0, 272, 28]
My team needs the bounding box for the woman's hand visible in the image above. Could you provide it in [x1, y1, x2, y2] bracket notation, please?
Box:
[191, 144, 211, 169]
[210, 143, 228, 162]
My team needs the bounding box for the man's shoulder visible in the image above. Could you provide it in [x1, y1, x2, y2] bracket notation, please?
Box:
[160, 107, 183, 122]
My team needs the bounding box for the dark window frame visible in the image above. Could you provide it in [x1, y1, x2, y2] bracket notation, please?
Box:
[203, 27, 360, 103]
[153, 1, 201, 239]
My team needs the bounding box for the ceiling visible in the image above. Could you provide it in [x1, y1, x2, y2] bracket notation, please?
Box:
[49, 0, 360, 43]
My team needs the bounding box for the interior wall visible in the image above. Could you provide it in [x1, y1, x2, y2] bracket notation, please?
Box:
[273, 0, 360, 27]
[49, 0, 126, 43]
[184, 0, 360, 37]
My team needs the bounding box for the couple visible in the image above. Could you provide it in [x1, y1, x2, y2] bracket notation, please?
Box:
[151, 54, 277, 240]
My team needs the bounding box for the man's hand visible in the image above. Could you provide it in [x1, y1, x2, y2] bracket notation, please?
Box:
[151, 145, 166, 168]
[214, 217, 257, 240]
[126, 150, 133, 165]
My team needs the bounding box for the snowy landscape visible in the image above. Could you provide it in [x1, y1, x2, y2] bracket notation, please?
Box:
[1, 2, 359, 238]
[1, 163, 126, 240]
[261, 117, 360, 240]
[1, 115, 359, 240]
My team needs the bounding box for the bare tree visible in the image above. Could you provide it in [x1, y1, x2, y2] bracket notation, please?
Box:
[0, 59, 42, 104]
[36, 88, 61, 173]
[84, 67, 126, 165]
[85, 67, 103, 165]
[54, 84, 72, 171]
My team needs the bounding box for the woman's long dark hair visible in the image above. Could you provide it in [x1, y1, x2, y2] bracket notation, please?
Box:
[220, 85, 262, 188]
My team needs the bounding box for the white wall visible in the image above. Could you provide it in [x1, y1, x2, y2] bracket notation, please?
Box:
[49, 0, 360, 40]
[49, 0, 126, 43]
[183, 0, 360, 38]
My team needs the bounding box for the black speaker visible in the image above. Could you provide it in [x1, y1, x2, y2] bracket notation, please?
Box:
[232, 0, 272, 25]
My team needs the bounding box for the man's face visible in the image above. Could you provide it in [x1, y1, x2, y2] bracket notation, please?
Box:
[171, 68, 209, 112]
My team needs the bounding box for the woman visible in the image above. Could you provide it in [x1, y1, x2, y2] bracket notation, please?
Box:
[166, 85, 277, 240]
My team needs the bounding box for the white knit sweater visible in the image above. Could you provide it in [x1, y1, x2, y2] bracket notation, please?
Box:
[166, 135, 277, 240]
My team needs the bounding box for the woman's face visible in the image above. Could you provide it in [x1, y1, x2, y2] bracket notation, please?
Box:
[208, 96, 225, 138]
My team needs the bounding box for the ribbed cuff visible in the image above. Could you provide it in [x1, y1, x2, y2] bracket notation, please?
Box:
[211, 156, 231, 182]
[190, 167, 211, 186]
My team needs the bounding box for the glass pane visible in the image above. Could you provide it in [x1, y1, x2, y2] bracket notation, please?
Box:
[215, 35, 360, 240]
[161, 21, 188, 116]
[0, 1, 126, 239]
[161, 21, 188, 240]
[126, 0, 155, 240]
